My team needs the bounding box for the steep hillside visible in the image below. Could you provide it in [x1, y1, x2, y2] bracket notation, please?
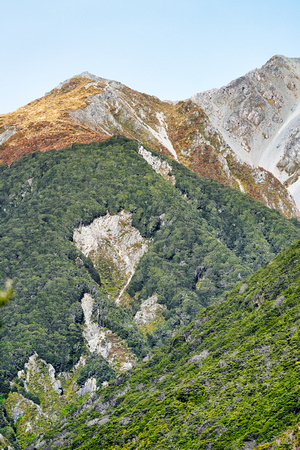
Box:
[192, 55, 300, 209]
[0, 70, 298, 218]
[0, 137, 299, 447]
[25, 239, 300, 450]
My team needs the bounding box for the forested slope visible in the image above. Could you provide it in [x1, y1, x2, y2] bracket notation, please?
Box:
[0, 136, 299, 448]
[36, 239, 300, 449]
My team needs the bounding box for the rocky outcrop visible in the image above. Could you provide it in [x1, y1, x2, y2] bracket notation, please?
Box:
[134, 294, 166, 332]
[138, 145, 176, 184]
[73, 211, 148, 302]
[76, 377, 97, 397]
[18, 353, 63, 396]
[192, 55, 300, 209]
[0, 127, 16, 146]
[5, 352, 84, 447]
[81, 293, 136, 372]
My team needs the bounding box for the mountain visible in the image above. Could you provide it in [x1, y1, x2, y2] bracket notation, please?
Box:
[0, 137, 299, 448]
[192, 55, 300, 209]
[21, 239, 300, 449]
[1, 57, 300, 449]
[0, 65, 299, 219]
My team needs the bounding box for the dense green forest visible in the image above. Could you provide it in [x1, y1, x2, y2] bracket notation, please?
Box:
[0, 136, 299, 382]
[37, 239, 300, 449]
[0, 136, 299, 448]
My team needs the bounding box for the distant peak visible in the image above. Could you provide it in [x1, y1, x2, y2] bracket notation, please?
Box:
[264, 54, 300, 68]
[76, 72, 106, 82]
[49, 72, 109, 94]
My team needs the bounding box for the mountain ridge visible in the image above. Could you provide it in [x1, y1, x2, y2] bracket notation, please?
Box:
[0, 56, 299, 219]
[192, 55, 300, 208]
[1, 54, 300, 447]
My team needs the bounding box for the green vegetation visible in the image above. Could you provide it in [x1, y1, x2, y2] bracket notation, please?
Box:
[0, 136, 299, 448]
[38, 240, 300, 449]
[77, 355, 115, 387]
[0, 280, 13, 309]
[0, 136, 299, 384]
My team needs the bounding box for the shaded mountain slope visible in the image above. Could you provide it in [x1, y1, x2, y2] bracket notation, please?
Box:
[0, 69, 298, 218]
[0, 137, 299, 447]
[33, 239, 300, 450]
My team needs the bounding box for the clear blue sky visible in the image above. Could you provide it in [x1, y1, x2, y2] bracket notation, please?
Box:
[1, 0, 300, 114]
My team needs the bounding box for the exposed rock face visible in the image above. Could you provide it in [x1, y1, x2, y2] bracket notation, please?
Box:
[6, 353, 74, 445]
[188, 349, 209, 364]
[134, 294, 166, 331]
[81, 293, 136, 372]
[192, 55, 300, 208]
[18, 352, 63, 396]
[73, 211, 148, 301]
[0, 66, 298, 217]
[4, 351, 95, 446]
[76, 377, 97, 396]
[0, 432, 13, 450]
[138, 145, 176, 184]
[0, 127, 16, 145]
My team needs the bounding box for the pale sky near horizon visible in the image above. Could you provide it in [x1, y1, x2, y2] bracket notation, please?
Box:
[1, 0, 300, 114]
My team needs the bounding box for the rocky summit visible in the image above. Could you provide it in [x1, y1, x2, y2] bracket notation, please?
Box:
[1, 57, 300, 450]
[192, 55, 300, 209]
[1, 57, 300, 218]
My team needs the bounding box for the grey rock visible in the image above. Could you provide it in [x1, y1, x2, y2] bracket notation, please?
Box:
[120, 416, 131, 426]
[191, 55, 300, 210]
[188, 350, 209, 364]
[239, 283, 248, 294]
[273, 295, 285, 307]
[11, 404, 24, 422]
[87, 415, 110, 427]
[76, 377, 97, 396]
[157, 392, 165, 401]
[0, 128, 17, 145]
[95, 401, 110, 413]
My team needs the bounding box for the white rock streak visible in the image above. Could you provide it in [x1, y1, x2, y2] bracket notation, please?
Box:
[0, 128, 17, 145]
[81, 293, 136, 372]
[81, 293, 111, 356]
[138, 145, 176, 184]
[259, 100, 300, 181]
[146, 112, 178, 161]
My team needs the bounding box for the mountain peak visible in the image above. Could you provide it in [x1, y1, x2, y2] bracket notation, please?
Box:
[76, 71, 101, 79]
[0, 57, 299, 218]
[192, 54, 300, 210]
[52, 72, 107, 92]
